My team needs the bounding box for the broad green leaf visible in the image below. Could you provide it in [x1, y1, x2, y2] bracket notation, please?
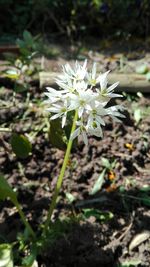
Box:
[0, 244, 13, 267]
[146, 71, 150, 81]
[101, 157, 111, 169]
[49, 118, 67, 150]
[111, 159, 117, 169]
[90, 169, 105, 195]
[14, 83, 29, 93]
[64, 111, 74, 140]
[82, 208, 113, 222]
[22, 244, 37, 267]
[140, 194, 150, 207]
[22, 253, 36, 267]
[48, 111, 77, 150]
[10, 133, 32, 159]
[136, 64, 148, 74]
[134, 108, 142, 124]
[64, 111, 77, 148]
[23, 31, 33, 46]
[0, 174, 17, 203]
[16, 39, 25, 49]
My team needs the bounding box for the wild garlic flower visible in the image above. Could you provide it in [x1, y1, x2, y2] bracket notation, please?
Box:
[45, 60, 124, 145]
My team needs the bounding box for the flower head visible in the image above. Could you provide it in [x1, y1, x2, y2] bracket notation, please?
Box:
[44, 60, 124, 145]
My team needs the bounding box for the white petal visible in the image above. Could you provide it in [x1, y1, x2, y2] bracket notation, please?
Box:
[78, 107, 84, 118]
[82, 131, 88, 145]
[47, 106, 61, 113]
[70, 128, 80, 140]
[98, 70, 110, 89]
[50, 113, 62, 120]
[108, 93, 123, 98]
[46, 87, 61, 95]
[107, 82, 119, 92]
[62, 113, 67, 128]
[96, 116, 105, 126]
[110, 116, 122, 122]
[83, 59, 87, 70]
[92, 62, 97, 79]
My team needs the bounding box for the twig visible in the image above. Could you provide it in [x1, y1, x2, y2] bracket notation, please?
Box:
[104, 212, 135, 250]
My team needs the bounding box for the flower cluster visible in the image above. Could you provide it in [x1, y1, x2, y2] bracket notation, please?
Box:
[45, 60, 124, 145]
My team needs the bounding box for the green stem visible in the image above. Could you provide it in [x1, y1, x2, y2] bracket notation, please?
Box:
[15, 201, 36, 239]
[44, 110, 78, 232]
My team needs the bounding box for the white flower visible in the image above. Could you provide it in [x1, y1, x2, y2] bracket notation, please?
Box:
[87, 120, 103, 137]
[87, 62, 97, 86]
[105, 105, 125, 122]
[69, 89, 95, 118]
[56, 77, 76, 94]
[87, 63, 107, 87]
[71, 121, 88, 145]
[44, 87, 63, 104]
[44, 60, 124, 145]
[86, 102, 107, 129]
[47, 100, 69, 128]
[62, 60, 87, 81]
[96, 71, 121, 104]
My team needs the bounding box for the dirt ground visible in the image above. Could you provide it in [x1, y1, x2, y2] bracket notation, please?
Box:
[0, 45, 150, 266]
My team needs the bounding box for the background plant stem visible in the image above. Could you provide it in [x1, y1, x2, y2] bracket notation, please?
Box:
[15, 201, 36, 239]
[44, 110, 78, 232]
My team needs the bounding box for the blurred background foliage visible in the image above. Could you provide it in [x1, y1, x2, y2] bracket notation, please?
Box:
[0, 0, 150, 42]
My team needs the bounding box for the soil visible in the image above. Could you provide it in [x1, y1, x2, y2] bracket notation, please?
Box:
[0, 48, 150, 267]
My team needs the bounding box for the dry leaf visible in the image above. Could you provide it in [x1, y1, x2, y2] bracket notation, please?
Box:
[129, 231, 150, 251]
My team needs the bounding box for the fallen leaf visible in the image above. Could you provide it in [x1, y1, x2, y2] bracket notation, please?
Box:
[129, 231, 150, 251]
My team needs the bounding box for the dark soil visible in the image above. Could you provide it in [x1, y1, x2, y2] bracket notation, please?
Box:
[0, 54, 150, 266]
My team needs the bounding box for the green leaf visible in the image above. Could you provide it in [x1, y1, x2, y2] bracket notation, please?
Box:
[10, 133, 32, 159]
[48, 118, 67, 150]
[22, 244, 37, 267]
[139, 185, 150, 192]
[14, 83, 29, 93]
[140, 194, 150, 207]
[146, 71, 150, 81]
[5, 70, 19, 80]
[0, 243, 13, 267]
[134, 108, 142, 124]
[22, 253, 36, 267]
[117, 259, 141, 267]
[16, 39, 25, 49]
[0, 174, 17, 203]
[64, 111, 77, 148]
[23, 31, 33, 46]
[101, 157, 111, 169]
[48, 111, 77, 150]
[111, 159, 117, 169]
[136, 64, 148, 74]
[82, 208, 113, 222]
[90, 169, 105, 195]
[65, 192, 76, 204]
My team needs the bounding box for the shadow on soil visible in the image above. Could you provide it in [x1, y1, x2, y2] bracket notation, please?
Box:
[0, 187, 149, 267]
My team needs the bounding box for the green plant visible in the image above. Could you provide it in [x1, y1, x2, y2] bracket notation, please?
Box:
[117, 259, 141, 267]
[136, 63, 150, 81]
[90, 157, 117, 195]
[2, 31, 41, 93]
[0, 60, 124, 266]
